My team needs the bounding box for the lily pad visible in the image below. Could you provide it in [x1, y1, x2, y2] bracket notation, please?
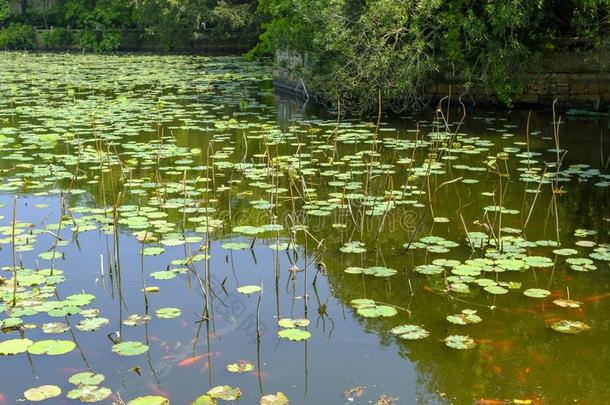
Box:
[24, 385, 62, 401]
[523, 288, 551, 298]
[156, 307, 181, 319]
[112, 341, 149, 356]
[207, 385, 241, 401]
[67, 386, 112, 402]
[69, 372, 105, 386]
[278, 328, 311, 341]
[237, 285, 262, 294]
[0, 338, 33, 355]
[128, 395, 170, 405]
[550, 320, 591, 334]
[260, 392, 289, 405]
[444, 335, 477, 349]
[28, 339, 76, 355]
[390, 324, 429, 340]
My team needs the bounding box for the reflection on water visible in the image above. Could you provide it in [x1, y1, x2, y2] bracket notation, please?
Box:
[0, 53, 609, 404]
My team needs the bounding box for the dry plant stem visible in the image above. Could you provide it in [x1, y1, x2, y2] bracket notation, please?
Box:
[11, 196, 18, 307]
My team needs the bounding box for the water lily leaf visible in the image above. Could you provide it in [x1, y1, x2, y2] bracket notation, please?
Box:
[28, 339, 76, 355]
[156, 307, 181, 319]
[76, 317, 109, 331]
[69, 371, 105, 386]
[278, 318, 309, 328]
[278, 328, 311, 341]
[260, 392, 289, 405]
[42, 322, 70, 334]
[227, 360, 254, 373]
[484, 285, 508, 295]
[237, 285, 262, 294]
[523, 288, 551, 298]
[150, 271, 176, 280]
[67, 386, 112, 402]
[444, 335, 476, 349]
[0, 338, 33, 355]
[191, 395, 218, 405]
[142, 247, 165, 256]
[112, 341, 149, 356]
[550, 320, 591, 334]
[390, 324, 429, 340]
[553, 299, 582, 308]
[123, 314, 151, 326]
[207, 385, 241, 401]
[24, 385, 61, 401]
[127, 395, 170, 405]
[447, 309, 482, 325]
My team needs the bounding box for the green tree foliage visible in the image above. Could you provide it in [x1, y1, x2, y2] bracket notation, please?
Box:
[255, 0, 610, 112]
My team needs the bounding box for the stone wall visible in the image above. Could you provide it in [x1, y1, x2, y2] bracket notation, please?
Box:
[274, 50, 610, 111]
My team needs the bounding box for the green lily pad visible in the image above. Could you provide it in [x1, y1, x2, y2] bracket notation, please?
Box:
[226, 360, 254, 373]
[28, 339, 76, 355]
[67, 386, 112, 402]
[550, 320, 591, 334]
[112, 341, 149, 356]
[278, 328, 311, 341]
[260, 392, 289, 405]
[390, 324, 429, 340]
[444, 335, 477, 349]
[523, 288, 551, 298]
[0, 338, 33, 355]
[156, 307, 181, 319]
[278, 318, 310, 328]
[447, 309, 482, 325]
[76, 317, 109, 331]
[207, 385, 241, 401]
[128, 395, 170, 405]
[191, 395, 218, 405]
[42, 322, 70, 334]
[69, 372, 105, 386]
[237, 285, 262, 294]
[24, 385, 62, 401]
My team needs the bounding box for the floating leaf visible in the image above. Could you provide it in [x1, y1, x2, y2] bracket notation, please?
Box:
[207, 385, 241, 401]
[0, 338, 33, 355]
[112, 341, 149, 356]
[76, 317, 109, 331]
[24, 385, 61, 401]
[278, 328, 311, 341]
[237, 285, 262, 294]
[550, 320, 591, 334]
[390, 325, 429, 340]
[28, 339, 76, 355]
[447, 309, 482, 325]
[191, 395, 218, 405]
[69, 372, 105, 386]
[67, 386, 112, 402]
[444, 335, 476, 349]
[523, 288, 551, 298]
[128, 395, 170, 405]
[278, 318, 310, 328]
[260, 392, 289, 405]
[227, 360, 254, 373]
[156, 307, 181, 319]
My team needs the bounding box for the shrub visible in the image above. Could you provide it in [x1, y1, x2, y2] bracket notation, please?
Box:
[41, 27, 74, 49]
[0, 23, 36, 50]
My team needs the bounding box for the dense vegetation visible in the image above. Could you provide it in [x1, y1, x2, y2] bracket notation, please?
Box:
[0, 0, 261, 52]
[1, 0, 609, 110]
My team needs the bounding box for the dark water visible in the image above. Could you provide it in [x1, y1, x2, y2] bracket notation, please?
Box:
[0, 53, 609, 405]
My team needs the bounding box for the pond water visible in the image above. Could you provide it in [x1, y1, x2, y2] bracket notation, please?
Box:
[0, 53, 609, 405]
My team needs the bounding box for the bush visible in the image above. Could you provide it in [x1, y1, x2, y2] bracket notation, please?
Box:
[0, 23, 36, 50]
[79, 29, 121, 53]
[41, 28, 74, 49]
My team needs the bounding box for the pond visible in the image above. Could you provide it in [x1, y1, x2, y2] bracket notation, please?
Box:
[0, 53, 609, 405]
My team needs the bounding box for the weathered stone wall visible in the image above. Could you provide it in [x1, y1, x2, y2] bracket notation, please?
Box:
[274, 50, 610, 110]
